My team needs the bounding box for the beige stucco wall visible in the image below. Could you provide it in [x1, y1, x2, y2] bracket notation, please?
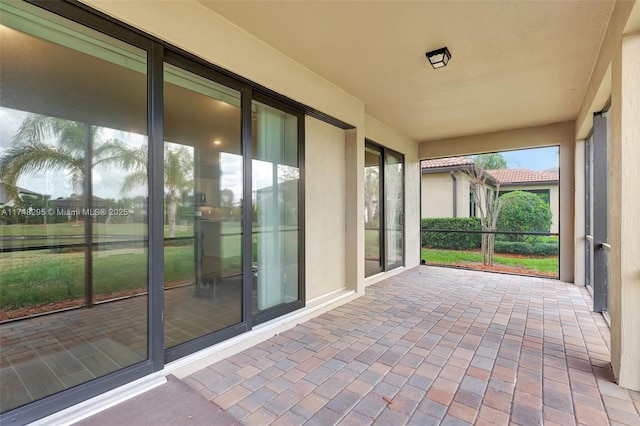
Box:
[501, 184, 559, 233]
[574, 0, 639, 391]
[618, 31, 640, 392]
[421, 174, 454, 218]
[421, 172, 474, 219]
[305, 117, 346, 300]
[418, 122, 575, 283]
[365, 115, 421, 278]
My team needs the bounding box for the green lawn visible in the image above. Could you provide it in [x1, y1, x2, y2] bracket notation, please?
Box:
[365, 228, 380, 257]
[0, 246, 195, 311]
[422, 248, 559, 275]
[0, 222, 199, 250]
[0, 220, 298, 312]
[535, 235, 559, 244]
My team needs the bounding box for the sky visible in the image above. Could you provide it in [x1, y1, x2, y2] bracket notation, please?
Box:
[500, 146, 559, 171]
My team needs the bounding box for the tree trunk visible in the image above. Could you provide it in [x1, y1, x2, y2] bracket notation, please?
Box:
[487, 233, 495, 266]
[167, 196, 177, 238]
[481, 230, 489, 265]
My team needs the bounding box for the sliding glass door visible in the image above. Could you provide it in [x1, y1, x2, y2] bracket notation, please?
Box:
[161, 63, 304, 353]
[163, 63, 244, 353]
[364, 141, 404, 277]
[0, 1, 304, 421]
[0, 1, 150, 414]
[252, 99, 303, 323]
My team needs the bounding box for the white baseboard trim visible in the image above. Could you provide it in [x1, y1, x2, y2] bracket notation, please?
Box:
[31, 374, 166, 426]
[364, 266, 408, 287]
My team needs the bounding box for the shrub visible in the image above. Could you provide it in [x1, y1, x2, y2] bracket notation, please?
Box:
[493, 241, 532, 254]
[421, 217, 481, 250]
[531, 242, 559, 256]
[497, 191, 552, 242]
[494, 240, 559, 256]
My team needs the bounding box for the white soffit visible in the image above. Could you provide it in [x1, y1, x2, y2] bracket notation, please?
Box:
[199, 0, 614, 142]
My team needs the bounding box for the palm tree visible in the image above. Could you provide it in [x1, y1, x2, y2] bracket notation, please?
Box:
[120, 143, 193, 238]
[472, 153, 507, 170]
[0, 114, 128, 205]
[2, 113, 194, 238]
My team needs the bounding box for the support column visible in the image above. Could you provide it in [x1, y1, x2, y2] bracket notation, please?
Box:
[559, 135, 575, 283]
[345, 128, 365, 294]
[616, 32, 640, 391]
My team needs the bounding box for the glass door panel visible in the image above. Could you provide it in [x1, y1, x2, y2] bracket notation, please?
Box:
[0, 1, 148, 412]
[585, 135, 594, 290]
[252, 101, 299, 314]
[365, 147, 383, 276]
[163, 63, 243, 348]
[385, 151, 404, 269]
[591, 111, 609, 313]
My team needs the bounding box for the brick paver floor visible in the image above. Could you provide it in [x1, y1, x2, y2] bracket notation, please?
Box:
[184, 266, 640, 425]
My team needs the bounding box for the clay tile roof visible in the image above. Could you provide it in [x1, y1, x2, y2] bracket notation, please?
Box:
[421, 157, 474, 169]
[486, 168, 559, 184]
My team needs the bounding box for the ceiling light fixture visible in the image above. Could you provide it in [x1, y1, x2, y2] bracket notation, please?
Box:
[213, 139, 222, 145]
[426, 47, 451, 69]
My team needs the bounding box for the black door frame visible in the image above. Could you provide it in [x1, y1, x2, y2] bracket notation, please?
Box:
[591, 109, 609, 313]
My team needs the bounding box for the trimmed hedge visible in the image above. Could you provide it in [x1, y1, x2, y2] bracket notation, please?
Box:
[493, 241, 559, 256]
[421, 218, 481, 250]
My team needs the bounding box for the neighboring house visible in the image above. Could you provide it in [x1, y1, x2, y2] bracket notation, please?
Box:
[421, 157, 496, 220]
[0, 184, 40, 208]
[421, 157, 474, 219]
[421, 158, 559, 233]
[486, 168, 559, 233]
[53, 195, 109, 221]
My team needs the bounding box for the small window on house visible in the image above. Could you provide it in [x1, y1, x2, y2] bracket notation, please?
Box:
[469, 189, 477, 217]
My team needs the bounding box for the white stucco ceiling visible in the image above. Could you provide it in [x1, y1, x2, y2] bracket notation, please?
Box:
[199, 0, 614, 142]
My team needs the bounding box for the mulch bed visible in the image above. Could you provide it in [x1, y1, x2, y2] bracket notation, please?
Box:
[425, 260, 559, 279]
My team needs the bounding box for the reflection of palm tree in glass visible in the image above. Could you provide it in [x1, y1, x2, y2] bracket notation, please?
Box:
[1, 113, 194, 239]
[0, 114, 130, 204]
[121, 143, 193, 238]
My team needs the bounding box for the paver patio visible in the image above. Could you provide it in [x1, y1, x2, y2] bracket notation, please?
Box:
[181, 266, 640, 425]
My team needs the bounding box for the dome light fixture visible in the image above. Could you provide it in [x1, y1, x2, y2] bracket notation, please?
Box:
[426, 47, 451, 69]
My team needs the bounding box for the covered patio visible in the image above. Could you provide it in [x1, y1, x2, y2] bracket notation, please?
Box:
[2, 1, 640, 423]
[79, 267, 640, 425]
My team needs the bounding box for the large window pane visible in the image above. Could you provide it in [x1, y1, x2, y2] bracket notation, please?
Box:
[0, 1, 148, 413]
[252, 101, 299, 313]
[163, 64, 243, 348]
